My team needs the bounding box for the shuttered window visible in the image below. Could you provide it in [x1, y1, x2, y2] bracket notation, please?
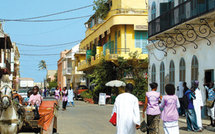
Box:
[151, 64, 156, 83]
[169, 60, 175, 85]
[191, 55, 198, 81]
[160, 62, 165, 95]
[135, 31, 148, 54]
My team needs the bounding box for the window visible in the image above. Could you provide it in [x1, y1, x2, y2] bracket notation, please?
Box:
[151, 64, 156, 82]
[169, 60, 175, 85]
[191, 55, 199, 81]
[160, 62, 165, 95]
[179, 58, 186, 82]
[151, 2, 156, 20]
[135, 31, 148, 54]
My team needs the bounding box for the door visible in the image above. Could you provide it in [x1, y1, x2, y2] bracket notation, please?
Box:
[205, 69, 214, 84]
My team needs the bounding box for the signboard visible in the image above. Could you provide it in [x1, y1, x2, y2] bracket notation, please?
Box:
[99, 93, 106, 106]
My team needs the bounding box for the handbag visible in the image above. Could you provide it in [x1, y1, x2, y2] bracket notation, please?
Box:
[109, 112, 117, 126]
[206, 100, 214, 108]
[140, 120, 148, 133]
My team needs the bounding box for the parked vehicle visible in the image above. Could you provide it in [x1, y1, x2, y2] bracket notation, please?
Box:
[75, 85, 88, 100]
[18, 89, 28, 99]
[50, 88, 56, 96]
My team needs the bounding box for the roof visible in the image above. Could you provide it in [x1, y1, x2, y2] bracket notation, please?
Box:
[19, 78, 34, 81]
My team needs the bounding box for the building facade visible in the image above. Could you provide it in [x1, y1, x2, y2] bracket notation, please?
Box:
[63, 44, 86, 90]
[147, 0, 215, 117]
[57, 50, 68, 90]
[77, 0, 149, 87]
[0, 23, 20, 90]
[47, 70, 57, 82]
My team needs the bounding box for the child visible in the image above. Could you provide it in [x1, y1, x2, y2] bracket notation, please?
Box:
[28, 86, 43, 107]
[143, 82, 162, 134]
[55, 86, 60, 102]
[160, 84, 180, 134]
[23, 90, 32, 106]
[62, 87, 68, 111]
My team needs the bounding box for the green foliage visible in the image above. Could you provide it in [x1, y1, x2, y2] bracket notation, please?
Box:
[93, 0, 110, 19]
[48, 81, 57, 89]
[87, 58, 117, 102]
[38, 60, 47, 70]
[117, 52, 148, 102]
[80, 90, 93, 99]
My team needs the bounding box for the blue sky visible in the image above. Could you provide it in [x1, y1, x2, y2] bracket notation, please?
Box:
[0, 0, 94, 82]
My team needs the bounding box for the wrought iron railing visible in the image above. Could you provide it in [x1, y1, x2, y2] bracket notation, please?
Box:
[148, 0, 215, 37]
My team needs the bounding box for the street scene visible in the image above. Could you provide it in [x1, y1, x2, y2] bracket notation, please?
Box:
[0, 0, 215, 134]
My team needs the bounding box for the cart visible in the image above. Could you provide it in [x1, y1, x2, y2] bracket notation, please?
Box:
[21, 97, 58, 134]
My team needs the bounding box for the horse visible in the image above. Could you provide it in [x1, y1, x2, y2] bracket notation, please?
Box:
[0, 85, 24, 134]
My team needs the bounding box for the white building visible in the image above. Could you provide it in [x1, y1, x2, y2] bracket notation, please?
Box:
[63, 44, 86, 89]
[147, 0, 215, 117]
[19, 78, 34, 90]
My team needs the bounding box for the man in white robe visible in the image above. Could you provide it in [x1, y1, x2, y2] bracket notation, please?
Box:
[193, 81, 203, 130]
[112, 83, 140, 134]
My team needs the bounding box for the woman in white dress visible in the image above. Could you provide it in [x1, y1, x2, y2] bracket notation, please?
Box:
[68, 87, 75, 106]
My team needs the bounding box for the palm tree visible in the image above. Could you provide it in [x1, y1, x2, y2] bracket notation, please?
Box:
[39, 60, 48, 89]
[38, 60, 47, 71]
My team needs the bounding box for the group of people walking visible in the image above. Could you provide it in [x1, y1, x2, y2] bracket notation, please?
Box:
[112, 81, 215, 134]
[54, 86, 75, 111]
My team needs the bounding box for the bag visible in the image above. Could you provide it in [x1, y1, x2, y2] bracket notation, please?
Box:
[206, 100, 214, 108]
[109, 112, 117, 126]
[140, 120, 148, 133]
[181, 94, 189, 109]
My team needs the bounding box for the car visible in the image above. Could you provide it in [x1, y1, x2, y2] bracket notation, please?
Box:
[74, 85, 88, 100]
[50, 88, 55, 96]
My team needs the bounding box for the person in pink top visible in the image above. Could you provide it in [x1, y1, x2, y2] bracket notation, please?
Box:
[55, 86, 60, 101]
[28, 86, 43, 107]
[143, 82, 162, 134]
[160, 84, 180, 134]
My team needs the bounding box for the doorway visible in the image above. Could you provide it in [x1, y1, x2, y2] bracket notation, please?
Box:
[205, 69, 214, 83]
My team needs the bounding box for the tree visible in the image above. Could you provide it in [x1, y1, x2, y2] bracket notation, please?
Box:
[87, 58, 117, 103]
[116, 52, 148, 102]
[38, 60, 48, 88]
[93, 0, 110, 20]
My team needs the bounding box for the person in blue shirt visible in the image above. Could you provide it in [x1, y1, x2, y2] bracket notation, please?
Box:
[184, 82, 201, 132]
[204, 82, 215, 127]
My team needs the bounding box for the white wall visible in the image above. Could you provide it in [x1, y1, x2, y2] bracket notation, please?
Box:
[148, 35, 215, 104]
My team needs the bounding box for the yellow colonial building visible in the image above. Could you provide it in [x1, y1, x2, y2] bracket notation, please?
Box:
[77, 0, 148, 72]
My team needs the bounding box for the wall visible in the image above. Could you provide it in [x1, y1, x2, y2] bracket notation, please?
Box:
[148, 35, 215, 105]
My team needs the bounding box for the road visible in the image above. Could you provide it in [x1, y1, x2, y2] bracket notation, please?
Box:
[57, 101, 215, 134]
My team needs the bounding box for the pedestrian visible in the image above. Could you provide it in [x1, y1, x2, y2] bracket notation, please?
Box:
[192, 81, 203, 130]
[176, 81, 185, 116]
[55, 86, 60, 102]
[160, 84, 180, 134]
[111, 83, 140, 134]
[28, 86, 43, 107]
[204, 82, 215, 127]
[143, 82, 161, 134]
[62, 87, 68, 111]
[68, 87, 75, 106]
[184, 82, 201, 132]
[44, 87, 47, 97]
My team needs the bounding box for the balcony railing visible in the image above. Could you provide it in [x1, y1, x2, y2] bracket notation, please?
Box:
[148, 0, 215, 38]
[63, 67, 72, 76]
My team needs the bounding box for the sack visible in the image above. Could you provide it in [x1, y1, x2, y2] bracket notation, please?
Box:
[206, 100, 214, 108]
[181, 94, 189, 109]
[140, 120, 148, 133]
[109, 112, 116, 126]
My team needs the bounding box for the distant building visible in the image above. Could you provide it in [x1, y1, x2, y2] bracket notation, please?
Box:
[57, 50, 69, 90]
[63, 44, 86, 90]
[46, 70, 57, 82]
[34, 82, 44, 89]
[19, 78, 34, 90]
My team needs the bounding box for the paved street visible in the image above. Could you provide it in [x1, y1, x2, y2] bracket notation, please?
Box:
[57, 101, 215, 134]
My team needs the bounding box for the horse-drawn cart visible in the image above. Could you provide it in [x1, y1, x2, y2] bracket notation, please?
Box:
[21, 97, 58, 134]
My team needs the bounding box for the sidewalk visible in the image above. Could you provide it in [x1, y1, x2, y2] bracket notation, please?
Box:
[178, 116, 210, 125]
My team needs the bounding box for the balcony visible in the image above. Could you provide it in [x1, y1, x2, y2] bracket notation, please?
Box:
[148, 0, 215, 38]
[63, 67, 72, 76]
